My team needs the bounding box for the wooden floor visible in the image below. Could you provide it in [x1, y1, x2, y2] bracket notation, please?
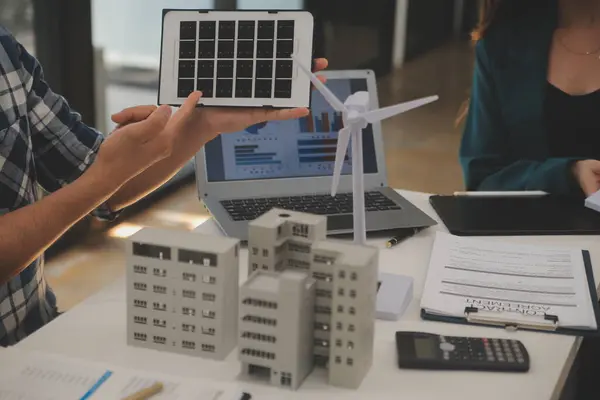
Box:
[44, 40, 474, 311]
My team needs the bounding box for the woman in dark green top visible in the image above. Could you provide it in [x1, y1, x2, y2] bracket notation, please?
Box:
[463, 2, 600, 398]
[460, 0, 600, 198]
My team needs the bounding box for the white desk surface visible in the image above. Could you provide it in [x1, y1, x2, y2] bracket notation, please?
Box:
[13, 190, 600, 400]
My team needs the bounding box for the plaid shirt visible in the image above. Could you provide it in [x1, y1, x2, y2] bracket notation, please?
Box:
[0, 27, 118, 346]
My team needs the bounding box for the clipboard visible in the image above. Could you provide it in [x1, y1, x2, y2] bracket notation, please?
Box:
[421, 250, 600, 337]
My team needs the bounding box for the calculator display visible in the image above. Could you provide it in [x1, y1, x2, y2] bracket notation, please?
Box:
[414, 337, 436, 359]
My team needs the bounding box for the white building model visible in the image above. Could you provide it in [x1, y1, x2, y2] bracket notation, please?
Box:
[239, 269, 316, 390]
[243, 208, 378, 390]
[125, 208, 378, 391]
[126, 228, 240, 360]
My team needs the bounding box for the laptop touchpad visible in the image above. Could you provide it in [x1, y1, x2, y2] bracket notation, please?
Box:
[327, 214, 353, 230]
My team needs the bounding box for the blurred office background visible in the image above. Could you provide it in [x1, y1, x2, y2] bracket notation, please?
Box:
[0, 0, 479, 307]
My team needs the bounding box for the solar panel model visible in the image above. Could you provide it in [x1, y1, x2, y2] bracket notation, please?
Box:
[158, 10, 315, 109]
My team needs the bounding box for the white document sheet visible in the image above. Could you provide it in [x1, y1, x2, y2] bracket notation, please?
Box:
[0, 349, 241, 400]
[0, 351, 111, 400]
[97, 373, 236, 400]
[585, 189, 600, 213]
[421, 232, 597, 330]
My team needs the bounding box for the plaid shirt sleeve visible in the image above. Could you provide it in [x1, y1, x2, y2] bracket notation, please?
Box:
[14, 32, 120, 221]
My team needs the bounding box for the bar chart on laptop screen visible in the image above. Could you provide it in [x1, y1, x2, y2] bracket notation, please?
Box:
[230, 123, 287, 177]
[295, 79, 352, 174]
[298, 111, 344, 133]
[218, 79, 355, 181]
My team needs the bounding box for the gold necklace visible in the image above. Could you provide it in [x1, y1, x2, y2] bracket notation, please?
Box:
[557, 30, 600, 58]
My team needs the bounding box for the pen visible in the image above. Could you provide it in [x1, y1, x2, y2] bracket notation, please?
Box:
[121, 382, 163, 400]
[386, 236, 404, 248]
[386, 228, 420, 248]
[453, 191, 548, 197]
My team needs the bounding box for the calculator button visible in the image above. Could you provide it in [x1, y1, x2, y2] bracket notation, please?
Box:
[514, 349, 523, 357]
[513, 345, 522, 352]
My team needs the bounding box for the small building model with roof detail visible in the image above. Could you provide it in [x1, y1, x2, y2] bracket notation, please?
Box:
[126, 227, 240, 361]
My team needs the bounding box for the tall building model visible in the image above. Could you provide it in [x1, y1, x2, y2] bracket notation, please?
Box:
[126, 228, 240, 360]
[243, 208, 379, 390]
[239, 269, 316, 390]
[125, 208, 378, 391]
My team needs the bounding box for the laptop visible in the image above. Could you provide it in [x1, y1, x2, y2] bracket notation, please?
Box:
[194, 69, 437, 241]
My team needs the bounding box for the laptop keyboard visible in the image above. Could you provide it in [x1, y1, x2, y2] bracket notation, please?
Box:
[220, 191, 401, 221]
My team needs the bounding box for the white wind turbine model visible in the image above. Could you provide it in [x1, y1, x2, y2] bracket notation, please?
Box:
[292, 55, 439, 245]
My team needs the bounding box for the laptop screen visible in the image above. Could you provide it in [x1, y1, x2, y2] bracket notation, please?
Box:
[204, 77, 379, 182]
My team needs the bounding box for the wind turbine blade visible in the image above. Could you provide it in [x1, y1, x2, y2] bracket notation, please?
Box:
[291, 54, 347, 112]
[331, 127, 352, 197]
[358, 95, 439, 123]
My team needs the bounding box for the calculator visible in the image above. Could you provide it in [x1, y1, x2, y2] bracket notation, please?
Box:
[395, 331, 530, 372]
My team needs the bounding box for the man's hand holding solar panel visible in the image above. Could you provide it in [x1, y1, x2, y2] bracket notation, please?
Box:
[98, 56, 327, 211]
[111, 58, 327, 143]
[105, 57, 326, 184]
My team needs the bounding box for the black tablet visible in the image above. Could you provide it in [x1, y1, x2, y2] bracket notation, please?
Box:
[429, 195, 600, 236]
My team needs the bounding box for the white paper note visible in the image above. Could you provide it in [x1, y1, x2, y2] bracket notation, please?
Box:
[0, 349, 241, 400]
[421, 232, 597, 330]
[585, 189, 600, 213]
[0, 352, 112, 400]
[105, 375, 229, 400]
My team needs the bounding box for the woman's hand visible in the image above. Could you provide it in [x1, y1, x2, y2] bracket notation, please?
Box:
[573, 160, 600, 196]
